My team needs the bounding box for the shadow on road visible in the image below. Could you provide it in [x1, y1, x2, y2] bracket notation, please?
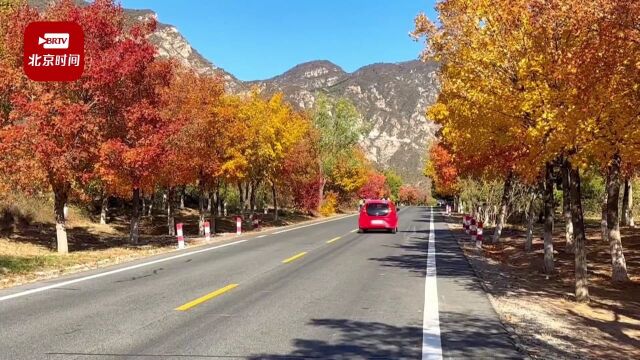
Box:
[247, 312, 525, 360]
[248, 318, 421, 359]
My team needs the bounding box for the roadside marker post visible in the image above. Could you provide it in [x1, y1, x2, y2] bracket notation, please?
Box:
[204, 221, 211, 241]
[236, 216, 242, 235]
[176, 223, 185, 249]
[476, 221, 484, 248]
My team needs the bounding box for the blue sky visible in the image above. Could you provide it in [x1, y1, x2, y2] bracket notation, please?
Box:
[120, 1, 438, 81]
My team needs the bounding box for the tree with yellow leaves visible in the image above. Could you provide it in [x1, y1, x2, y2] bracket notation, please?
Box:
[412, 0, 640, 302]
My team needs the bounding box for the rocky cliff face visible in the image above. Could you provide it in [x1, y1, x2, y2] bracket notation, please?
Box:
[249, 60, 440, 184]
[124, 9, 245, 94]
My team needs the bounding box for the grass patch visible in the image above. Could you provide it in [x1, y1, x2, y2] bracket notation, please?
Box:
[0, 254, 56, 274]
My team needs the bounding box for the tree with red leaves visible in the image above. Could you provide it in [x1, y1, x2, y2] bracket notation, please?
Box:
[358, 171, 389, 200]
[0, 0, 177, 249]
[279, 132, 323, 214]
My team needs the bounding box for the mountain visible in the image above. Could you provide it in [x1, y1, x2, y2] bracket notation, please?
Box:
[28, 1, 439, 184]
[249, 60, 440, 184]
[28, 0, 245, 93]
[123, 9, 246, 93]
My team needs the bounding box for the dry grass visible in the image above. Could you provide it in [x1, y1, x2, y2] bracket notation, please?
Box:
[0, 238, 176, 289]
[450, 214, 640, 359]
[0, 198, 327, 289]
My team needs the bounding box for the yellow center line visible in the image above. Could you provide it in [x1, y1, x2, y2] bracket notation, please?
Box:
[175, 283, 238, 311]
[282, 251, 307, 264]
[326, 236, 341, 244]
[350, 229, 358, 233]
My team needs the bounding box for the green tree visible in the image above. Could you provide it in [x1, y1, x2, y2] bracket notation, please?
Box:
[312, 93, 367, 206]
[384, 170, 403, 201]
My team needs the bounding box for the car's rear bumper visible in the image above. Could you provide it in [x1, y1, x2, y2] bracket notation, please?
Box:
[359, 218, 396, 229]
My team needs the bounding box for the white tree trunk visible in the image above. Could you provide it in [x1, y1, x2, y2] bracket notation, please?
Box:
[54, 186, 69, 254]
[493, 173, 513, 243]
[100, 196, 108, 225]
[543, 163, 555, 274]
[606, 154, 630, 282]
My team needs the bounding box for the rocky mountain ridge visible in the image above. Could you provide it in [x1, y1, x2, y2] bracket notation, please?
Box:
[248, 60, 439, 183]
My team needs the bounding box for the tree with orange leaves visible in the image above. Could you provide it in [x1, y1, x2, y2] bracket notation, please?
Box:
[158, 69, 226, 235]
[424, 142, 459, 198]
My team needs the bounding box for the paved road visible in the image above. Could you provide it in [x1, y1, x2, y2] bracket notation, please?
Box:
[0, 207, 521, 359]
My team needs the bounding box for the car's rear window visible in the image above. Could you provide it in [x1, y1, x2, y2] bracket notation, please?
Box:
[366, 203, 390, 216]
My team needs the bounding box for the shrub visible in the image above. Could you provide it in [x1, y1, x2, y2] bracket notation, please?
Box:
[319, 191, 338, 216]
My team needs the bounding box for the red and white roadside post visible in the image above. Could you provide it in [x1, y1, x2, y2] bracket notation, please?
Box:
[176, 223, 185, 249]
[476, 221, 484, 248]
[204, 221, 211, 241]
[470, 218, 477, 242]
[236, 216, 242, 235]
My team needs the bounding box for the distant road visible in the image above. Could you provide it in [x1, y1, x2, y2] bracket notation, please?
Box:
[0, 207, 521, 359]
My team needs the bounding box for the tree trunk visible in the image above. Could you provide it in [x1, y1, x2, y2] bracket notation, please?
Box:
[130, 187, 141, 244]
[207, 191, 212, 213]
[543, 163, 555, 274]
[569, 165, 589, 302]
[601, 174, 609, 242]
[167, 187, 175, 236]
[249, 180, 258, 214]
[562, 158, 575, 254]
[100, 195, 108, 225]
[629, 181, 635, 227]
[606, 154, 630, 282]
[179, 189, 185, 209]
[483, 204, 490, 226]
[272, 181, 279, 222]
[492, 172, 513, 243]
[198, 173, 206, 236]
[246, 182, 252, 213]
[525, 192, 536, 252]
[53, 184, 70, 254]
[318, 177, 326, 212]
[238, 183, 245, 215]
[216, 186, 223, 217]
[622, 178, 631, 226]
[141, 191, 146, 218]
[147, 195, 153, 217]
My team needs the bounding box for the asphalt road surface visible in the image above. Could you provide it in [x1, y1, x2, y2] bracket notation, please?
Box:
[0, 207, 522, 359]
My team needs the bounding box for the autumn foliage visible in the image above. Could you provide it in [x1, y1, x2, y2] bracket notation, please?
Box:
[0, 0, 409, 252]
[413, 0, 640, 301]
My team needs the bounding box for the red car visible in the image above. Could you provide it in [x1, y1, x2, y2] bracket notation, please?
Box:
[358, 200, 399, 233]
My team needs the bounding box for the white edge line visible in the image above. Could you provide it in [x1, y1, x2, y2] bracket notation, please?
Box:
[0, 212, 358, 302]
[0, 239, 247, 302]
[422, 206, 443, 359]
[272, 213, 357, 234]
